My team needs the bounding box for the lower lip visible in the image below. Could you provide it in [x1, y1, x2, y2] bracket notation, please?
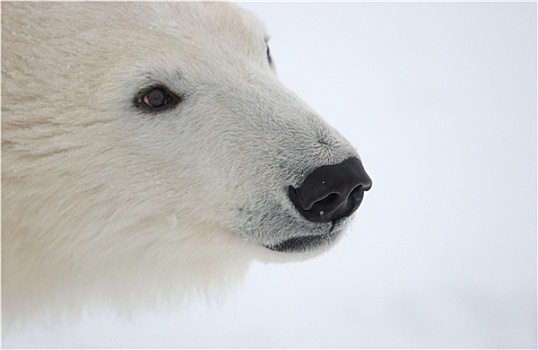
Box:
[265, 221, 343, 253]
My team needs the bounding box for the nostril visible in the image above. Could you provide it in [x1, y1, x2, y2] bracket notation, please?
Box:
[349, 186, 361, 200]
[360, 179, 373, 192]
[288, 157, 372, 223]
[317, 193, 340, 207]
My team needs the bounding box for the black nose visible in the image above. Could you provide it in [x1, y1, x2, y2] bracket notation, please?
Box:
[288, 157, 372, 223]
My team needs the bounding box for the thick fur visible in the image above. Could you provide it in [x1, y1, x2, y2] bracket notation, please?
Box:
[2, 2, 363, 326]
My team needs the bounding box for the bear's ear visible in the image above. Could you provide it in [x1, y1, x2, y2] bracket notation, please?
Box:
[264, 36, 273, 67]
[133, 84, 181, 113]
[266, 42, 272, 66]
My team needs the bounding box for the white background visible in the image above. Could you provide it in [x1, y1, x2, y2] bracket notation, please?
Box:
[5, 2, 536, 348]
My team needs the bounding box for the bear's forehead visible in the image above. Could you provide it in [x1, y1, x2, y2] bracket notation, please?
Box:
[130, 2, 268, 49]
[9, 2, 268, 63]
[85, 2, 270, 68]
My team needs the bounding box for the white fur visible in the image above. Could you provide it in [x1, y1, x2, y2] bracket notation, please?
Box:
[2, 2, 362, 327]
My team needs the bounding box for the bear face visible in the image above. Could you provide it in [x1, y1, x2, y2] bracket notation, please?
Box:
[105, 2, 372, 253]
[1, 2, 371, 324]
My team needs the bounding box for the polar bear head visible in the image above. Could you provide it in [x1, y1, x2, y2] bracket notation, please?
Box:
[2, 2, 371, 322]
[115, 3, 373, 252]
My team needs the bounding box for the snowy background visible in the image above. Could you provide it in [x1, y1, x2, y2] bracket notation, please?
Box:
[4, 2, 536, 348]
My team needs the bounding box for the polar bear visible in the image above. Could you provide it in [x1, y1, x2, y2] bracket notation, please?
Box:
[1, 2, 372, 327]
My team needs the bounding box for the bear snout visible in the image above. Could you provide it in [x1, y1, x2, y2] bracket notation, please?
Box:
[288, 157, 372, 223]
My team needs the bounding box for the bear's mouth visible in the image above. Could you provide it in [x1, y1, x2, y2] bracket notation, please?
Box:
[265, 220, 344, 253]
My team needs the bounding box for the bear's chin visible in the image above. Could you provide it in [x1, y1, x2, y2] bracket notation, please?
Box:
[263, 218, 348, 253]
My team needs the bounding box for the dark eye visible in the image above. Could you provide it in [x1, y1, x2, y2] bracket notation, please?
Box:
[144, 88, 166, 108]
[136, 86, 180, 112]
